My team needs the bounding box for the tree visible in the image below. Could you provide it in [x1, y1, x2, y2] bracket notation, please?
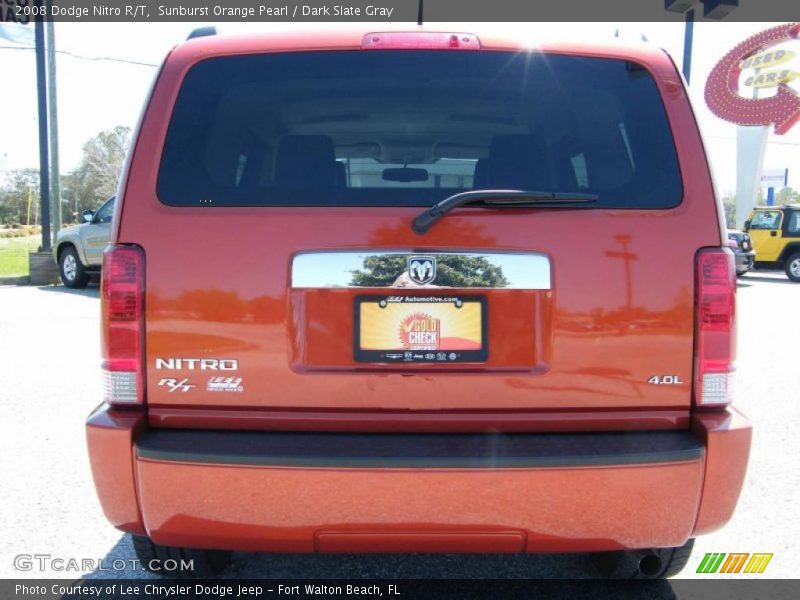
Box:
[65, 126, 131, 220]
[0, 169, 39, 227]
[0, 126, 131, 226]
[71, 126, 131, 206]
[61, 169, 104, 222]
[776, 187, 800, 204]
[722, 194, 736, 228]
[350, 255, 509, 287]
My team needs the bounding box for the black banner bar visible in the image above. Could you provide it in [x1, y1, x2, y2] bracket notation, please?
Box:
[1, 0, 799, 23]
[5, 579, 800, 600]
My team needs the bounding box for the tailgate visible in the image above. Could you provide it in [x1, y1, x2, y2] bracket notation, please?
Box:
[142, 209, 699, 412]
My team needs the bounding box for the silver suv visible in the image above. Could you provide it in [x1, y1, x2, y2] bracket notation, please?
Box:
[53, 197, 114, 288]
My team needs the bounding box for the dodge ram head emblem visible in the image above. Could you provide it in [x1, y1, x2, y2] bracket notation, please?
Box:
[408, 256, 436, 285]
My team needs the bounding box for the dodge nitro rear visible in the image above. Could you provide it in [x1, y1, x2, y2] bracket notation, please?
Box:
[86, 28, 751, 578]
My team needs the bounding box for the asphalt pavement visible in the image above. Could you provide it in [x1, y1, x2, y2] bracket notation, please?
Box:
[0, 272, 797, 584]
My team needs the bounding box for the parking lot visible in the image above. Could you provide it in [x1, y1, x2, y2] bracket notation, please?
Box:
[0, 272, 797, 582]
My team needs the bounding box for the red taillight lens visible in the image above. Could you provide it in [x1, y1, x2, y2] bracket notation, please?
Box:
[101, 245, 144, 406]
[694, 247, 736, 407]
[361, 32, 480, 50]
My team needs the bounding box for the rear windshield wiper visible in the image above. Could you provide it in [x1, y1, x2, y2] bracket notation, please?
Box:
[412, 189, 598, 234]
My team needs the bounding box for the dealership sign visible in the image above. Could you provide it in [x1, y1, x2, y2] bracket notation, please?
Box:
[705, 23, 800, 134]
[760, 168, 788, 188]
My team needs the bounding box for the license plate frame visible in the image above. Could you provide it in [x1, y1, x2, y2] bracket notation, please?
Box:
[354, 295, 488, 364]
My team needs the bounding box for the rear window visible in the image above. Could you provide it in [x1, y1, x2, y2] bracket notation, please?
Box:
[157, 50, 682, 208]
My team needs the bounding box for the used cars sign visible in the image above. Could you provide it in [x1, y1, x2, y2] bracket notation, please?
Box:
[705, 23, 800, 134]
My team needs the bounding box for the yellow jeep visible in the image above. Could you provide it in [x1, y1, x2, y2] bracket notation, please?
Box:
[745, 205, 800, 282]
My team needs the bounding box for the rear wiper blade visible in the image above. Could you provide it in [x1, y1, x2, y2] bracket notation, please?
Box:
[412, 189, 598, 234]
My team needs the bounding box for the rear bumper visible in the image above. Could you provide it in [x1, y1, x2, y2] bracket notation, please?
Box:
[86, 405, 751, 553]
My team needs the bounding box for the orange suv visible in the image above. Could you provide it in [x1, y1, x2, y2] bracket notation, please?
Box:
[86, 28, 751, 579]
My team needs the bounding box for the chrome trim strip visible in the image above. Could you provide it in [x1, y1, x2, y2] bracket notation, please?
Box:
[291, 251, 551, 290]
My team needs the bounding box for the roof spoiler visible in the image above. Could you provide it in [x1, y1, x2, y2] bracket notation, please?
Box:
[187, 26, 218, 40]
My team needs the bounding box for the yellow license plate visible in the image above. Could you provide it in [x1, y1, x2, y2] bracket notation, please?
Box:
[355, 296, 487, 363]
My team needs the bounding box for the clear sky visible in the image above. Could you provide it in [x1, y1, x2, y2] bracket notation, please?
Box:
[1, 21, 799, 196]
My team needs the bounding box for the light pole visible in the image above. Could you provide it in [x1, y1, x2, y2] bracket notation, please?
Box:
[34, 1, 51, 252]
[46, 13, 62, 238]
[683, 8, 694, 83]
[665, 1, 740, 85]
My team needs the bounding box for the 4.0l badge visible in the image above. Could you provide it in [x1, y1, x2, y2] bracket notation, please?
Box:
[648, 375, 685, 385]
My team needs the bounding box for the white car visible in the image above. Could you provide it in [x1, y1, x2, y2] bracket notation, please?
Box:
[52, 197, 114, 288]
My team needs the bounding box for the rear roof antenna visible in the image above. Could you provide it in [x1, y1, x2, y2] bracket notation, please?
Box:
[417, 0, 424, 25]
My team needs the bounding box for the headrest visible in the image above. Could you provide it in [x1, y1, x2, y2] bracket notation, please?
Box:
[473, 158, 490, 189]
[274, 135, 338, 187]
[486, 135, 550, 190]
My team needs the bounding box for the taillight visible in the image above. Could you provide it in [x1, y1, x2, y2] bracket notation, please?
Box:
[361, 32, 481, 50]
[101, 245, 144, 406]
[694, 247, 736, 407]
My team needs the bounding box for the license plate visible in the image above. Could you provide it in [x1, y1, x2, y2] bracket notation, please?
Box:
[354, 295, 487, 363]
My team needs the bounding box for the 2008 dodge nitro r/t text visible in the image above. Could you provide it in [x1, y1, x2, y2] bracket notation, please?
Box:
[86, 26, 751, 579]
